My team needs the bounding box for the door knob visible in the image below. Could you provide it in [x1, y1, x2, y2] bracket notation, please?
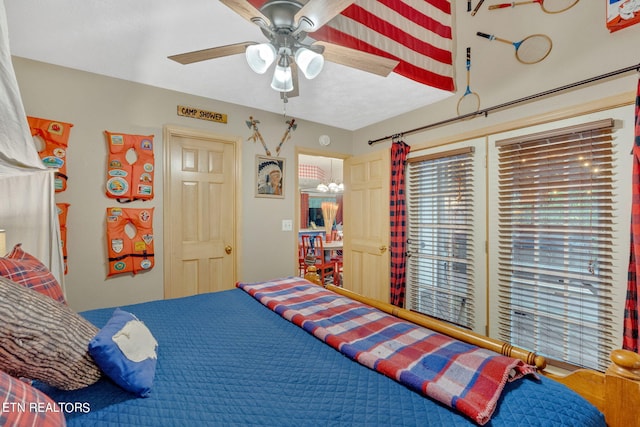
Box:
[225, 245, 232, 254]
[379, 245, 387, 253]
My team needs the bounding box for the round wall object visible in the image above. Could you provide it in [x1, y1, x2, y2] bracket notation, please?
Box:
[319, 135, 331, 146]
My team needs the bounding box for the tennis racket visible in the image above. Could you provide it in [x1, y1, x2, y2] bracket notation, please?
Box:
[476, 32, 552, 64]
[457, 47, 480, 117]
[488, 0, 579, 14]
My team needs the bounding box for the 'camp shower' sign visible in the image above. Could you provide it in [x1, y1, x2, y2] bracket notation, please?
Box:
[177, 105, 227, 124]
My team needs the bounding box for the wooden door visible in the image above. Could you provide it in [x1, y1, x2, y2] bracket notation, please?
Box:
[343, 148, 390, 302]
[163, 126, 239, 299]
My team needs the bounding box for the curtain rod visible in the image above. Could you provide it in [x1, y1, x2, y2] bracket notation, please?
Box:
[368, 62, 640, 146]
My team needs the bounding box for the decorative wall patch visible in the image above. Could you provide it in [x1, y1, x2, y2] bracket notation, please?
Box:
[27, 116, 73, 192]
[105, 131, 155, 202]
[106, 207, 154, 277]
[607, 0, 640, 32]
[246, 116, 297, 157]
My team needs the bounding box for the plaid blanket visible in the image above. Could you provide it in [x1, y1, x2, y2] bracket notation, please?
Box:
[237, 277, 537, 425]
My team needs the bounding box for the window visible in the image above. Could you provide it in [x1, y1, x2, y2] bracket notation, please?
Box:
[495, 119, 616, 371]
[406, 147, 476, 329]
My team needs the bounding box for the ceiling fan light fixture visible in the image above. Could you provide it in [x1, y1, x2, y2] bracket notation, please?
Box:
[271, 54, 294, 92]
[295, 47, 324, 80]
[245, 43, 277, 74]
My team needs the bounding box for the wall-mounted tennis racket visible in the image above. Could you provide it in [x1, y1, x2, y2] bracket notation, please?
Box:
[457, 47, 480, 117]
[488, 0, 579, 14]
[476, 32, 552, 64]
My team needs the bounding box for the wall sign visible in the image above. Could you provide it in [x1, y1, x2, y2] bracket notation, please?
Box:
[177, 105, 227, 123]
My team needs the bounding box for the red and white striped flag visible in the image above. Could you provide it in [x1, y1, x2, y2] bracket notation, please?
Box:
[316, 0, 454, 92]
[247, 0, 455, 92]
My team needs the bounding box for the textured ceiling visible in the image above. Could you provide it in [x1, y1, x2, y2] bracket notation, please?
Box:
[5, 0, 453, 131]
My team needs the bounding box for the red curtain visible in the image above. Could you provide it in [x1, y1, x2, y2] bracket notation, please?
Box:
[624, 78, 640, 352]
[336, 194, 343, 226]
[390, 140, 410, 307]
[300, 192, 309, 229]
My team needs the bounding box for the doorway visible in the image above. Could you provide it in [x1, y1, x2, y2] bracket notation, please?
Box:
[296, 149, 347, 283]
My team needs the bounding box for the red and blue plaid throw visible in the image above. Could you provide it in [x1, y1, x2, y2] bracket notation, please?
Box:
[238, 277, 537, 425]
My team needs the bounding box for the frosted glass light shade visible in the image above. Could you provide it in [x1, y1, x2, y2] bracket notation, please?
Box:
[245, 43, 276, 74]
[295, 48, 324, 79]
[271, 64, 294, 92]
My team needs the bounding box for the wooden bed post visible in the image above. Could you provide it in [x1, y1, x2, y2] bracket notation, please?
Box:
[603, 349, 640, 427]
[304, 266, 322, 286]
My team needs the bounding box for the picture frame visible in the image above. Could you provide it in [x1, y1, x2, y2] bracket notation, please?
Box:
[255, 155, 285, 198]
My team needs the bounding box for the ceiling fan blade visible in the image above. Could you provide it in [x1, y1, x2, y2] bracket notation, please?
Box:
[294, 0, 355, 32]
[317, 42, 400, 77]
[219, 0, 271, 27]
[168, 42, 256, 65]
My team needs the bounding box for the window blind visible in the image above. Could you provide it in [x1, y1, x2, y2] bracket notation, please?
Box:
[495, 118, 616, 371]
[406, 147, 475, 328]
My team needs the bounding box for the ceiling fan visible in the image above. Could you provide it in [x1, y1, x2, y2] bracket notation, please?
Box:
[168, 0, 400, 99]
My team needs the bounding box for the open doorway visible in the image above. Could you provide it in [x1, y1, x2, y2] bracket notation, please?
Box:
[296, 150, 347, 285]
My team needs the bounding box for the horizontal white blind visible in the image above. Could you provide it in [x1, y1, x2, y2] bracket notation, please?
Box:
[406, 147, 475, 328]
[496, 119, 616, 371]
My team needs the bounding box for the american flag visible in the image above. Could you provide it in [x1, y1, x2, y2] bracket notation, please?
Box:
[247, 0, 455, 92]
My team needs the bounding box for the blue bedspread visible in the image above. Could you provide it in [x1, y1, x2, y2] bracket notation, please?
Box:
[35, 286, 605, 426]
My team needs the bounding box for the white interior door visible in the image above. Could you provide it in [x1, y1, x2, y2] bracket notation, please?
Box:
[163, 126, 239, 299]
[343, 148, 390, 302]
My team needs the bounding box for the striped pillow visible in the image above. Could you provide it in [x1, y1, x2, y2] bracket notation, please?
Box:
[0, 244, 66, 304]
[0, 370, 66, 427]
[0, 276, 102, 390]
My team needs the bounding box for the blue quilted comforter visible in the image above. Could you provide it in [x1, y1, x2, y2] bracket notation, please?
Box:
[36, 285, 605, 426]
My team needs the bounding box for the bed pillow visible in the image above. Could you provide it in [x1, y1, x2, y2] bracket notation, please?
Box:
[0, 275, 102, 390]
[0, 370, 67, 427]
[89, 308, 158, 397]
[0, 243, 66, 304]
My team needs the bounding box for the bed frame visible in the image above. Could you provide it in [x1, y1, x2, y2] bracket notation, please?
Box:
[304, 269, 640, 427]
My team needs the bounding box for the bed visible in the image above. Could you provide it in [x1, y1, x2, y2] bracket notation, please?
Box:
[6, 273, 628, 427]
[1, 270, 638, 426]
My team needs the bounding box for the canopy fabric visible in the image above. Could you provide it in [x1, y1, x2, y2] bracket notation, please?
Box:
[0, 2, 64, 290]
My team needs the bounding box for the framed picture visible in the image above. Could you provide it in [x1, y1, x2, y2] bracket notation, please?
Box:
[255, 155, 285, 198]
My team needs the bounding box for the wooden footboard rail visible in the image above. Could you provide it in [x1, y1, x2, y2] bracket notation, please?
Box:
[323, 284, 546, 369]
[314, 278, 640, 427]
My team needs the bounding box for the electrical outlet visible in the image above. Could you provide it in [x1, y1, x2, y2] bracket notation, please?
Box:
[282, 219, 293, 231]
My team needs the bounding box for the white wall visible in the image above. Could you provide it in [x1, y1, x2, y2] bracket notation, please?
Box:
[13, 57, 352, 311]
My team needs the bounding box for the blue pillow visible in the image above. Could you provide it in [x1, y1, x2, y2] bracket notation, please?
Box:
[88, 308, 158, 397]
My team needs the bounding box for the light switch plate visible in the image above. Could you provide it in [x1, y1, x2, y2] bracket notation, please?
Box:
[282, 219, 293, 231]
